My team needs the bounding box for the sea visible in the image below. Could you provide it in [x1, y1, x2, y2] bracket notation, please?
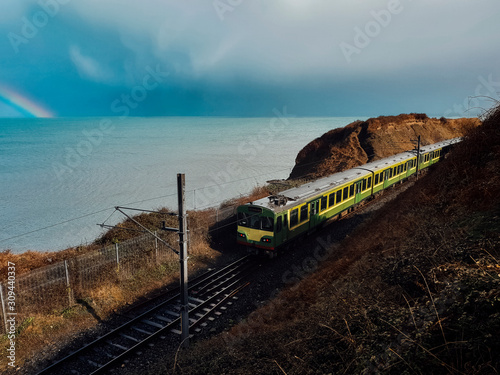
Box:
[0, 115, 366, 253]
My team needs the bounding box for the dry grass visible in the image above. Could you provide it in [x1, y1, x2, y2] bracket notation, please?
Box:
[171, 107, 500, 374]
[0, 184, 276, 373]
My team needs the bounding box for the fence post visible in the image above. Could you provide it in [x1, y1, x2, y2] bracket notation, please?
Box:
[0, 283, 7, 334]
[115, 243, 120, 272]
[154, 231, 159, 264]
[64, 260, 74, 306]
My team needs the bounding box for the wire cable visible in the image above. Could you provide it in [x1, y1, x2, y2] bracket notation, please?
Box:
[0, 207, 114, 244]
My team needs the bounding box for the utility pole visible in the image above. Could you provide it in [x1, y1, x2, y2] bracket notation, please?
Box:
[177, 173, 189, 347]
[103, 173, 190, 347]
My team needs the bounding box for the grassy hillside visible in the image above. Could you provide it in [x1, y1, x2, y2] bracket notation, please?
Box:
[290, 114, 480, 180]
[167, 108, 499, 374]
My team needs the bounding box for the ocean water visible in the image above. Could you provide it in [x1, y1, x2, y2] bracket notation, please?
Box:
[0, 115, 365, 253]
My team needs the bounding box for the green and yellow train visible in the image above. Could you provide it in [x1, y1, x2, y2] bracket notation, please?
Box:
[237, 138, 460, 256]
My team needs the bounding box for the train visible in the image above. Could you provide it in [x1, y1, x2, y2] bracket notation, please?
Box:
[237, 137, 460, 256]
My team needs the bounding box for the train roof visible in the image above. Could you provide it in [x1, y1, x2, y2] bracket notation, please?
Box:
[248, 137, 461, 213]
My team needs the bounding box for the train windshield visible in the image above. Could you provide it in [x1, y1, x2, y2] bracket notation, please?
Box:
[238, 212, 274, 231]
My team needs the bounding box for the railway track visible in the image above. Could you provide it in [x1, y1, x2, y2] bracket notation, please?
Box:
[36, 255, 258, 375]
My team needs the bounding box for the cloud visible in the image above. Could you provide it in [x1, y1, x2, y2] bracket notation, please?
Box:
[69, 45, 114, 83]
[1, 0, 500, 117]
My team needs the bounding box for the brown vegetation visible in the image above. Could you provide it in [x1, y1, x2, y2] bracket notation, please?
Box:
[0, 184, 275, 373]
[170, 109, 499, 373]
[289, 114, 481, 180]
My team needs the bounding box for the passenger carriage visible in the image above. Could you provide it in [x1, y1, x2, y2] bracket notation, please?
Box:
[237, 138, 460, 256]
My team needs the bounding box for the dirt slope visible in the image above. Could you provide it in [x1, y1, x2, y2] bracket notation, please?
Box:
[168, 107, 499, 374]
[290, 114, 480, 180]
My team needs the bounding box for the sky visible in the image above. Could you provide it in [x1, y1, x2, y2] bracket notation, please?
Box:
[1, 0, 499, 118]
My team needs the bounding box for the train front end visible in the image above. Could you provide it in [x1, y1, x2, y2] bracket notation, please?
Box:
[236, 204, 276, 255]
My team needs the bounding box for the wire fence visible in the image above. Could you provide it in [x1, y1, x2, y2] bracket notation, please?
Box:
[0, 230, 181, 334]
[0, 206, 240, 335]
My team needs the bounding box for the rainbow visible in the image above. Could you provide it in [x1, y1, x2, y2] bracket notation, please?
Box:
[0, 85, 54, 118]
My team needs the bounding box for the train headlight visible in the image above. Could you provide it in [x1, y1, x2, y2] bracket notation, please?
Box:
[261, 237, 272, 243]
[238, 232, 246, 239]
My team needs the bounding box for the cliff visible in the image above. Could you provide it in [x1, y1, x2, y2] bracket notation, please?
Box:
[289, 114, 481, 180]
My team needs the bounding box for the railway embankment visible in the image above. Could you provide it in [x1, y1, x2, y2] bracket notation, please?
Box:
[290, 114, 480, 180]
[3, 112, 495, 374]
[165, 108, 499, 374]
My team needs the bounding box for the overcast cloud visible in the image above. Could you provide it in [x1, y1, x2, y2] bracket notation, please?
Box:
[1, 0, 499, 117]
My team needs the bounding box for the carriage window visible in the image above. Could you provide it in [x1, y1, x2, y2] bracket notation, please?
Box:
[276, 216, 282, 233]
[343, 187, 348, 199]
[375, 174, 379, 185]
[349, 184, 354, 197]
[362, 179, 367, 191]
[321, 196, 327, 211]
[300, 205, 308, 222]
[367, 176, 372, 188]
[336, 190, 342, 203]
[329, 193, 335, 207]
[290, 209, 299, 227]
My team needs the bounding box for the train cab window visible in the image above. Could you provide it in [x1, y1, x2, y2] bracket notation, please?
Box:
[261, 217, 273, 231]
[237, 212, 248, 226]
[367, 176, 372, 188]
[321, 196, 327, 211]
[290, 209, 299, 227]
[328, 193, 335, 207]
[249, 215, 261, 229]
[343, 187, 348, 200]
[336, 190, 342, 203]
[276, 216, 282, 233]
[362, 179, 367, 191]
[300, 205, 308, 222]
[349, 184, 354, 197]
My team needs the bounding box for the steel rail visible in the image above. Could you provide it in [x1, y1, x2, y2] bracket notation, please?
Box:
[91, 266, 256, 374]
[36, 255, 255, 375]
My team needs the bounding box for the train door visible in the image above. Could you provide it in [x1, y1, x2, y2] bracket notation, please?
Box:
[275, 215, 284, 246]
[310, 200, 321, 228]
[383, 169, 390, 188]
[355, 180, 363, 203]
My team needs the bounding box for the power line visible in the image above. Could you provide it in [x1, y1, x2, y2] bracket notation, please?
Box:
[0, 207, 113, 244]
